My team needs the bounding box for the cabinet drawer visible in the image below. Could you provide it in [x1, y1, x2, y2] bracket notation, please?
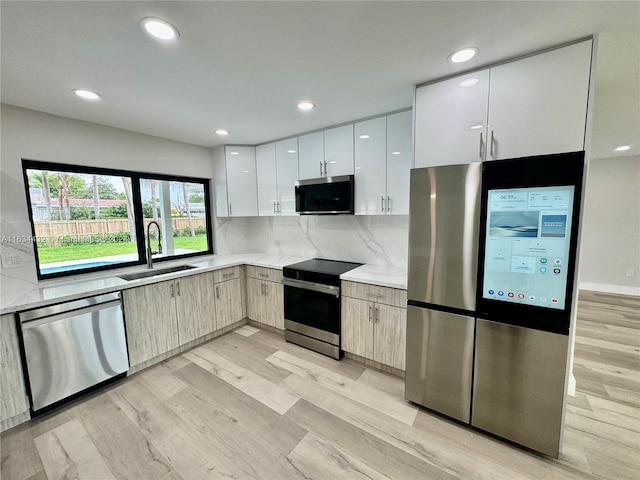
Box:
[213, 266, 241, 283]
[246, 265, 282, 283]
[342, 281, 407, 308]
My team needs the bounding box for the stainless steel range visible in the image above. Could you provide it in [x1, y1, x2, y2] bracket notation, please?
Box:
[282, 258, 363, 359]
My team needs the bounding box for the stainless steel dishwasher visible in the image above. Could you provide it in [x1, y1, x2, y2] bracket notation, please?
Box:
[19, 292, 129, 413]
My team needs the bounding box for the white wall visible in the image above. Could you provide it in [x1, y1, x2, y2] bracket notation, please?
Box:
[0, 104, 213, 293]
[579, 155, 640, 295]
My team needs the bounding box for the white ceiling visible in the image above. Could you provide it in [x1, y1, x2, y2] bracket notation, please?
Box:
[1, 1, 638, 159]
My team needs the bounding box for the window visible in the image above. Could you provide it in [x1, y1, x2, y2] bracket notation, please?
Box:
[22, 160, 213, 279]
[139, 178, 210, 260]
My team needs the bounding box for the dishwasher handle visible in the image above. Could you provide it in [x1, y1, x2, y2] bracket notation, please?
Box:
[20, 299, 123, 329]
[18, 292, 121, 323]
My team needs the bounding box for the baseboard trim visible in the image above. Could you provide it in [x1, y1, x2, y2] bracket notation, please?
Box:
[579, 282, 640, 297]
[1, 410, 30, 433]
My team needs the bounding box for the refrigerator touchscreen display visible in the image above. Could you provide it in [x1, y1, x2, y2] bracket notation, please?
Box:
[481, 186, 575, 310]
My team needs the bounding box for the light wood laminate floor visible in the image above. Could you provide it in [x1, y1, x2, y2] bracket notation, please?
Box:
[2, 291, 638, 480]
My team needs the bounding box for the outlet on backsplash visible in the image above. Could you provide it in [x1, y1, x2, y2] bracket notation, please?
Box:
[626, 269, 635, 278]
[2, 254, 23, 269]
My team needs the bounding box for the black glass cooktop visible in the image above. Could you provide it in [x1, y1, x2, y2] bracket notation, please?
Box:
[283, 258, 363, 286]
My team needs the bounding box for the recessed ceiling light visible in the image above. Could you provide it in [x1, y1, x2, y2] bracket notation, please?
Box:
[287, 150, 296, 154]
[242, 170, 250, 173]
[215, 129, 229, 136]
[470, 125, 484, 130]
[359, 135, 370, 139]
[614, 145, 631, 152]
[230, 151, 239, 155]
[297, 101, 315, 110]
[329, 161, 337, 164]
[391, 151, 401, 155]
[140, 17, 179, 41]
[73, 89, 101, 100]
[448, 47, 478, 63]
[459, 78, 479, 87]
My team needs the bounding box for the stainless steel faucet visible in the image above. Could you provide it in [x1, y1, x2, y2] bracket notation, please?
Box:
[146, 221, 162, 269]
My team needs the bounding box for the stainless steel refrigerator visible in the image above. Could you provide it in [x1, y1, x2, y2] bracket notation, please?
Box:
[405, 152, 585, 458]
[405, 162, 481, 424]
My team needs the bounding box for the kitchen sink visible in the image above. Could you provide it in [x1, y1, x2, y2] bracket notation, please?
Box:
[117, 265, 198, 281]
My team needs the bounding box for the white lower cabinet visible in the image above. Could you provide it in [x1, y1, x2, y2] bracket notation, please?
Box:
[1, 314, 29, 431]
[246, 266, 284, 330]
[341, 281, 407, 371]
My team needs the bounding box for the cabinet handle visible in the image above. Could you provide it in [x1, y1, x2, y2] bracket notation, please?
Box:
[259, 273, 269, 278]
[264, 283, 268, 295]
[387, 196, 391, 213]
[170, 283, 175, 297]
[381, 196, 385, 213]
[277, 202, 281, 213]
[369, 305, 372, 322]
[490, 130, 495, 158]
[324, 161, 328, 176]
[273, 201, 277, 214]
[176, 282, 181, 296]
[216, 286, 220, 299]
[223, 272, 234, 278]
[367, 292, 383, 298]
[375, 307, 380, 323]
[229, 203, 233, 216]
[479, 132, 484, 159]
[320, 161, 323, 176]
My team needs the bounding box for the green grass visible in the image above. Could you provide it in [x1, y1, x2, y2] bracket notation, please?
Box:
[38, 235, 208, 264]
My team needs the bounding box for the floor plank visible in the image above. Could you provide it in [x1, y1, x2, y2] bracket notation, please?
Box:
[34, 418, 116, 480]
[286, 431, 391, 480]
[184, 346, 299, 415]
[267, 350, 418, 425]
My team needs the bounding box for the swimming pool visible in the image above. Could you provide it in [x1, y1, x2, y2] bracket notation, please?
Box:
[40, 261, 121, 275]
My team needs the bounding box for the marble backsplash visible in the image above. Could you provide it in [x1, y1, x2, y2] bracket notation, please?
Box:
[215, 215, 409, 268]
[1, 212, 408, 308]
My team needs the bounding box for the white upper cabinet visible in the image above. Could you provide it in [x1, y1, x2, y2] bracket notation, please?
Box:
[415, 69, 490, 167]
[212, 145, 229, 218]
[225, 146, 258, 217]
[355, 117, 387, 215]
[414, 40, 592, 167]
[275, 138, 299, 215]
[256, 143, 278, 216]
[386, 110, 412, 215]
[298, 131, 324, 180]
[324, 124, 354, 177]
[486, 40, 592, 160]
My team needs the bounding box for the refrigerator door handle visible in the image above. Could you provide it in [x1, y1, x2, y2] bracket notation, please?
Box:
[479, 132, 484, 159]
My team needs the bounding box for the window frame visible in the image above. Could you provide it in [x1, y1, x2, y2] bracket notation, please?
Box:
[22, 159, 214, 280]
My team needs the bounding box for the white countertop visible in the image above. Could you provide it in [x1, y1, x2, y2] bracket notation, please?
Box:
[341, 264, 408, 290]
[0, 253, 407, 316]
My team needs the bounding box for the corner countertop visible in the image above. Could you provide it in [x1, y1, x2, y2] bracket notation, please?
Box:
[0, 253, 408, 316]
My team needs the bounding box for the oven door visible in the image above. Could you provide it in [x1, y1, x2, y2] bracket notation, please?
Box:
[283, 277, 341, 342]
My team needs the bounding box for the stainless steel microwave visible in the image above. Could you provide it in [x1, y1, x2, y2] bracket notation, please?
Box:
[295, 175, 355, 215]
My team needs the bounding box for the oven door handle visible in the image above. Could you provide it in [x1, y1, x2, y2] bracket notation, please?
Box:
[282, 278, 340, 298]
